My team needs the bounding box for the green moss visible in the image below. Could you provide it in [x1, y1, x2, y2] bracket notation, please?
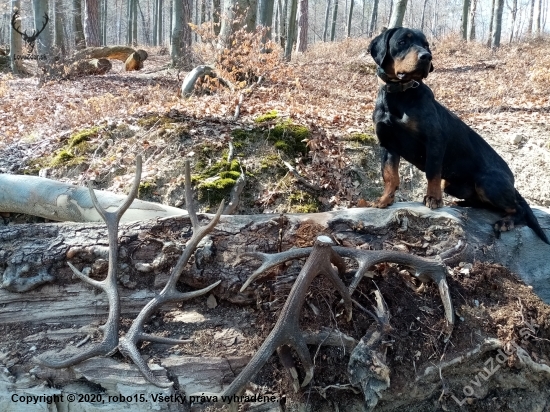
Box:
[288, 190, 320, 213]
[197, 177, 237, 205]
[51, 150, 74, 166]
[138, 182, 156, 198]
[269, 121, 309, 157]
[254, 110, 278, 123]
[344, 132, 378, 146]
[68, 127, 99, 148]
[220, 170, 241, 180]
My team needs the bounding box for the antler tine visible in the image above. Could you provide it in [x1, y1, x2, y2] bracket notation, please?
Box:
[192, 236, 353, 403]
[333, 247, 455, 326]
[37, 157, 142, 368]
[119, 160, 224, 387]
[239, 248, 312, 292]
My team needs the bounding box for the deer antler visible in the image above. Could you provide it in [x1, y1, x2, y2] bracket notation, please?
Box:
[10, 10, 25, 37]
[191, 236, 353, 403]
[118, 160, 224, 388]
[33, 13, 50, 39]
[36, 156, 142, 368]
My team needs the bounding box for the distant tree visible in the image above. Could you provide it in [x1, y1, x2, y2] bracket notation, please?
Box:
[369, 0, 379, 36]
[508, 0, 517, 43]
[323, 0, 331, 41]
[330, 0, 338, 41]
[535, 0, 542, 35]
[296, 0, 308, 52]
[347, 0, 354, 37]
[10, 0, 25, 74]
[54, 0, 65, 54]
[461, 0, 470, 40]
[83, 0, 101, 47]
[491, 0, 504, 48]
[171, 0, 192, 67]
[284, 0, 298, 60]
[486, 0, 495, 46]
[420, 0, 428, 31]
[73, 0, 85, 49]
[468, 0, 477, 41]
[258, 0, 275, 42]
[100, 0, 107, 45]
[33, 0, 52, 55]
[388, 0, 408, 28]
[527, 0, 535, 35]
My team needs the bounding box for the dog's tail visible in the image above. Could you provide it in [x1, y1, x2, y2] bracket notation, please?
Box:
[515, 190, 549, 244]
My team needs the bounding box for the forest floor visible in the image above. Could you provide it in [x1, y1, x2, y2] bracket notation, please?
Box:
[1, 34, 550, 412]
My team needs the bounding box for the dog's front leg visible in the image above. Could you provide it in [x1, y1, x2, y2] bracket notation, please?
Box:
[375, 148, 400, 208]
[423, 142, 445, 209]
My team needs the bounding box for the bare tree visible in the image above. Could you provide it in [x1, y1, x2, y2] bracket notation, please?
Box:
[487, 0, 496, 46]
[527, 0, 535, 35]
[33, 0, 52, 55]
[461, 0, 470, 40]
[330, 0, 338, 41]
[468, 0, 477, 41]
[535, 0, 542, 35]
[508, 0, 518, 43]
[389, 0, 408, 28]
[83, 0, 101, 47]
[10, 0, 25, 74]
[491, 0, 504, 48]
[420, 0, 429, 31]
[284, 0, 298, 59]
[258, 0, 275, 47]
[73, 0, 85, 49]
[54, 0, 65, 54]
[347, 0, 354, 37]
[323, 0, 331, 41]
[296, 0, 308, 52]
[369, 0, 379, 36]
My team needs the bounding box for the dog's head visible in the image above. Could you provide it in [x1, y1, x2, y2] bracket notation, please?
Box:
[368, 28, 434, 81]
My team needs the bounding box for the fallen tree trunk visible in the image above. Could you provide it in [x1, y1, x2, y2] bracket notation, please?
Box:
[1, 203, 549, 411]
[71, 46, 148, 71]
[66, 58, 112, 76]
[0, 174, 187, 224]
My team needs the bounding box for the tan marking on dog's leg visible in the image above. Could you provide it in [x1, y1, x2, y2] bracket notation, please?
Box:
[424, 176, 443, 209]
[375, 163, 400, 208]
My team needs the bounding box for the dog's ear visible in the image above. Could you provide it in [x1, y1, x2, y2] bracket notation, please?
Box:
[368, 28, 399, 67]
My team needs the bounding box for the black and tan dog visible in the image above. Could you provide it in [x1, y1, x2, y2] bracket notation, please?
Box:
[368, 27, 549, 244]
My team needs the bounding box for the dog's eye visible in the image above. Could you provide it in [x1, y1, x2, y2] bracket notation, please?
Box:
[397, 40, 406, 46]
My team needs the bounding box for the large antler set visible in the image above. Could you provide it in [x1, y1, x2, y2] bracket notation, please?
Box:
[37, 157, 223, 387]
[11, 10, 49, 53]
[193, 235, 455, 403]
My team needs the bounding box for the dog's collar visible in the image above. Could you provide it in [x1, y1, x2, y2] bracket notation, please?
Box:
[376, 67, 420, 93]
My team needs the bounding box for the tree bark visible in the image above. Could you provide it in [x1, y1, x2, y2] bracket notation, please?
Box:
[284, 0, 298, 59]
[73, 0, 86, 49]
[528, 0, 535, 35]
[491, 0, 504, 48]
[84, 0, 101, 47]
[487, 0, 496, 46]
[468, 0, 477, 41]
[388, 0, 408, 28]
[347, 0, 354, 37]
[258, 0, 275, 46]
[461, 0, 470, 40]
[54, 0, 66, 54]
[508, 0, 517, 43]
[420, 0, 428, 32]
[33, 0, 52, 56]
[535, 0, 542, 35]
[10, 0, 25, 74]
[296, 0, 308, 52]
[369, 0, 379, 36]
[323, 0, 331, 41]
[330, 0, 338, 41]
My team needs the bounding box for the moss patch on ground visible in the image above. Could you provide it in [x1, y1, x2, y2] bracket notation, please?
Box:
[288, 190, 321, 213]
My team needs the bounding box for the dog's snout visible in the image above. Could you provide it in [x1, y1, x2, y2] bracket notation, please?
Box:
[419, 52, 432, 61]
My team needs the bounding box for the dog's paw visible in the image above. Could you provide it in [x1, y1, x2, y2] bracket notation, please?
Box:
[374, 195, 394, 208]
[423, 195, 443, 209]
[494, 217, 515, 235]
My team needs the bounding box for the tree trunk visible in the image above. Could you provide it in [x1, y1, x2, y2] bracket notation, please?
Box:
[509, 0, 517, 43]
[101, 0, 107, 45]
[486, 0, 496, 46]
[420, 0, 428, 32]
[468, 0, 477, 41]
[171, 0, 182, 63]
[388, 0, 408, 28]
[258, 0, 275, 42]
[158, 0, 164, 44]
[33, 0, 52, 56]
[54, 0, 66, 54]
[132, 0, 138, 44]
[527, 0, 535, 35]
[10, 0, 25, 74]
[153, 0, 158, 45]
[84, 0, 101, 47]
[491, 0, 504, 48]
[461, 0, 470, 40]
[73, 0, 86, 49]
[296, 0, 308, 52]
[330, 0, 338, 41]
[535, 0, 542, 35]
[217, 0, 234, 50]
[369, 0, 379, 36]
[323, 0, 331, 41]
[284, 0, 298, 60]
[347, 0, 354, 37]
